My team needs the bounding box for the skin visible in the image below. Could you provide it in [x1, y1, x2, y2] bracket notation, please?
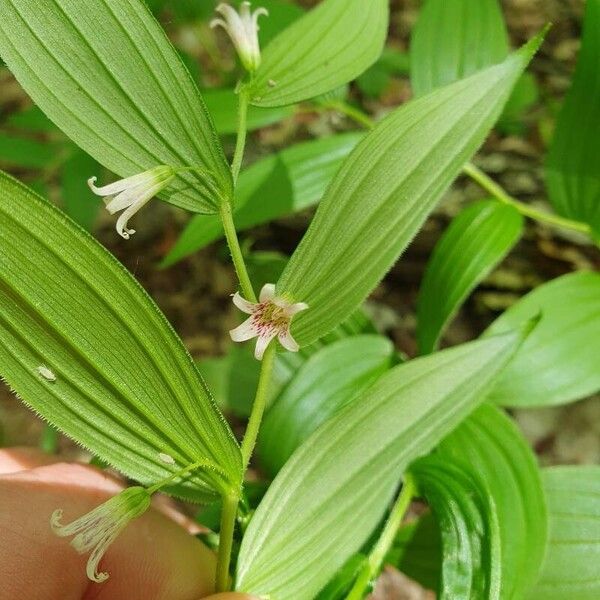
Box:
[0, 448, 260, 600]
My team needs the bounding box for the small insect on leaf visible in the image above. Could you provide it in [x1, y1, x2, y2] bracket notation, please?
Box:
[37, 365, 56, 382]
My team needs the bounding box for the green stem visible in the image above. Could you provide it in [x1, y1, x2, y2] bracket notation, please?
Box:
[216, 492, 240, 593]
[463, 162, 591, 235]
[231, 87, 250, 185]
[240, 341, 276, 471]
[219, 199, 257, 302]
[326, 100, 375, 130]
[346, 474, 416, 600]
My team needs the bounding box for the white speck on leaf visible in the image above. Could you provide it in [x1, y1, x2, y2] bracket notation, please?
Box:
[37, 366, 56, 382]
[159, 453, 176, 465]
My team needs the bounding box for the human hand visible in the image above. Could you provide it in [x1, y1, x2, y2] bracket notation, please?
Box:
[0, 447, 259, 600]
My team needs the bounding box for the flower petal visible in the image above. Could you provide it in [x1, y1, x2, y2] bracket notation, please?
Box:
[87, 172, 153, 197]
[287, 301, 309, 317]
[254, 331, 277, 360]
[113, 180, 165, 239]
[232, 292, 257, 314]
[259, 283, 276, 303]
[278, 328, 300, 353]
[230, 316, 258, 342]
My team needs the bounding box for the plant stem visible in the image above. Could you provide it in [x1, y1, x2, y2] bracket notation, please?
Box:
[216, 492, 240, 593]
[240, 341, 276, 471]
[346, 474, 416, 600]
[463, 162, 591, 235]
[40, 424, 59, 454]
[231, 87, 250, 185]
[219, 199, 257, 302]
[326, 99, 375, 130]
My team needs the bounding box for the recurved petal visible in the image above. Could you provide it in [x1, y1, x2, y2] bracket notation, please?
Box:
[87, 172, 152, 197]
[278, 329, 300, 353]
[230, 317, 258, 342]
[254, 331, 277, 360]
[286, 302, 309, 317]
[232, 292, 257, 314]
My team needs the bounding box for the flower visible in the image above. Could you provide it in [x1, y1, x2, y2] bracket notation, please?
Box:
[88, 166, 175, 239]
[51, 486, 151, 583]
[211, 2, 269, 73]
[230, 283, 308, 360]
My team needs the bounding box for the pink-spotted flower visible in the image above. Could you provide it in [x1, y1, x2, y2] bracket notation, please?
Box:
[51, 486, 151, 583]
[211, 2, 269, 73]
[88, 166, 175, 239]
[230, 283, 308, 360]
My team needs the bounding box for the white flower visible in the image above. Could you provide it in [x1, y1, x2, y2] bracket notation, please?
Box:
[51, 486, 151, 583]
[211, 2, 268, 73]
[230, 283, 308, 360]
[88, 166, 176, 239]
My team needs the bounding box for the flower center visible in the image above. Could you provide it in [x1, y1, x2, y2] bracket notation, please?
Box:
[253, 301, 289, 334]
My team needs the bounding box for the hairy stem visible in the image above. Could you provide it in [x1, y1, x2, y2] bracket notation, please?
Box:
[220, 199, 257, 302]
[216, 492, 240, 593]
[231, 87, 250, 185]
[346, 475, 416, 600]
[240, 341, 277, 471]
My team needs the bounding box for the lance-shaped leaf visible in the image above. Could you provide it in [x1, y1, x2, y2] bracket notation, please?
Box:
[417, 201, 523, 354]
[162, 133, 363, 267]
[258, 335, 394, 476]
[276, 35, 545, 348]
[0, 0, 231, 213]
[528, 466, 600, 600]
[410, 0, 509, 97]
[247, 0, 389, 107]
[0, 172, 242, 501]
[236, 326, 532, 600]
[486, 271, 600, 407]
[546, 0, 600, 232]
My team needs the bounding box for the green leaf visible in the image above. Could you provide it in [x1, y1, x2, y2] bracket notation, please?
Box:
[546, 0, 600, 231]
[410, 0, 509, 97]
[0, 132, 58, 169]
[417, 200, 523, 354]
[257, 335, 394, 476]
[0, 172, 241, 501]
[410, 458, 501, 599]
[277, 35, 544, 348]
[161, 133, 362, 267]
[203, 87, 295, 135]
[247, 0, 389, 107]
[236, 328, 531, 600]
[0, 0, 232, 213]
[434, 405, 547, 597]
[60, 145, 102, 231]
[391, 514, 441, 592]
[486, 271, 600, 407]
[528, 466, 600, 600]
